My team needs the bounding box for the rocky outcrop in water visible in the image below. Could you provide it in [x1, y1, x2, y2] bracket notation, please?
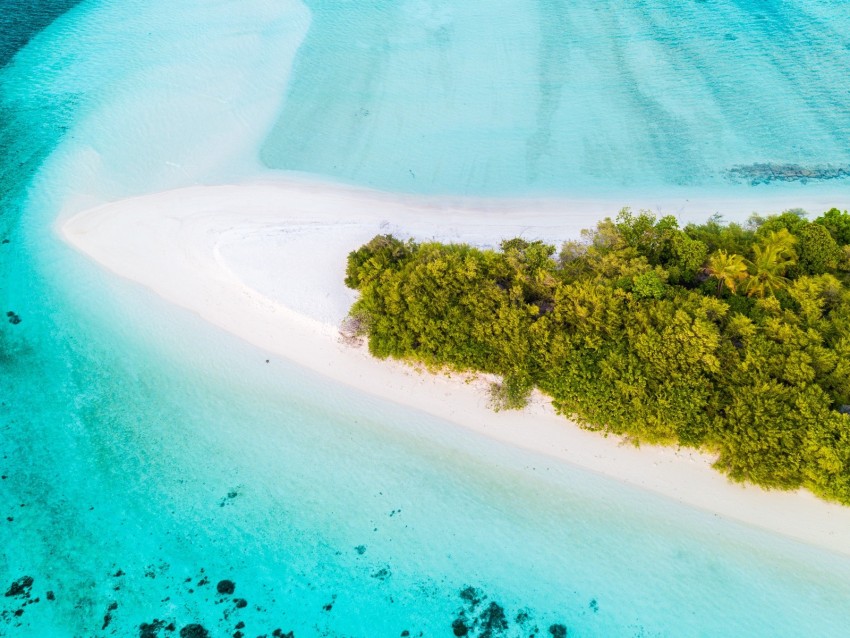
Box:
[549, 623, 567, 637]
[727, 163, 850, 185]
[450, 586, 569, 638]
[139, 619, 167, 637]
[179, 624, 209, 638]
[4, 576, 33, 598]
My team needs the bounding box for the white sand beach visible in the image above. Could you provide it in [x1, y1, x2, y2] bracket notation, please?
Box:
[60, 176, 850, 556]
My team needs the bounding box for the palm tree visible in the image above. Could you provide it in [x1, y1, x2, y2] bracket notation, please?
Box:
[743, 244, 787, 298]
[743, 230, 797, 298]
[762, 228, 797, 261]
[704, 250, 748, 295]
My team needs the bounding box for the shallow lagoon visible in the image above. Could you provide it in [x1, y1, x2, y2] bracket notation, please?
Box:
[263, 0, 850, 197]
[2, 0, 850, 635]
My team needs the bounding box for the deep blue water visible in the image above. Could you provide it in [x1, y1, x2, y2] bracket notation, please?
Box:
[0, 0, 80, 226]
[0, 0, 81, 67]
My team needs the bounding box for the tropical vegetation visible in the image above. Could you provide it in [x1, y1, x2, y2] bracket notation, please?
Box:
[345, 208, 850, 503]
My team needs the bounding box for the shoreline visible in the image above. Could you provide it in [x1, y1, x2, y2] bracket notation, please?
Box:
[60, 176, 850, 556]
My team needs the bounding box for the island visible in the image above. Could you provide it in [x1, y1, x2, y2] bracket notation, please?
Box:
[345, 208, 850, 502]
[60, 179, 850, 553]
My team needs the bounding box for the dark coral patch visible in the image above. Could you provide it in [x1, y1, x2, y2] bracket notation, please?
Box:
[727, 162, 850, 185]
[140, 619, 166, 637]
[179, 624, 210, 638]
[218, 489, 239, 507]
[371, 567, 391, 581]
[217, 579, 236, 595]
[102, 602, 118, 629]
[459, 586, 483, 609]
[4, 576, 33, 598]
[549, 623, 567, 638]
[477, 601, 508, 637]
[451, 617, 469, 636]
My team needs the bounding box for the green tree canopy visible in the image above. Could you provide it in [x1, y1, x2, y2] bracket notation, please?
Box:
[704, 250, 748, 295]
[796, 223, 843, 275]
[345, 208, 850, 504]
[815, 208, 850, 246]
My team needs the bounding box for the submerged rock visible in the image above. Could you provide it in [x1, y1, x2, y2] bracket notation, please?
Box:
[477, 601, 508, 637]
[179, 624, 210, 638]
[218, 489, 239, 507]
[549, 623, 567, 638]
[371, 567, 391, 581]
[727, 162, 850, 185]
[216, 580, 236, 595]
[4, 576, 33, 598]
[102, 602, 118, 629]
[459, 586, 483, 609]
[139, 619, 166, 638]
[451, 617, 469, 637]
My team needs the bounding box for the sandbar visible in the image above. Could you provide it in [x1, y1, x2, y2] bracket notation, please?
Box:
[60, 176, 850, 556]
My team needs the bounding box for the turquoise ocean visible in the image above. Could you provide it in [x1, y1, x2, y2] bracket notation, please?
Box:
[2, 1, 850, 636]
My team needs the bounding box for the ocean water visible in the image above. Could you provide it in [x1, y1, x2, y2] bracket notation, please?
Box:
[0, 0, 81, 67]
[262, 0, 850, 198]
[2, 1, 850, 637]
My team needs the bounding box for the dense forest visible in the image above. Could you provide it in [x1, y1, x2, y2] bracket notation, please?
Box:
[345, 208, 850, 503]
